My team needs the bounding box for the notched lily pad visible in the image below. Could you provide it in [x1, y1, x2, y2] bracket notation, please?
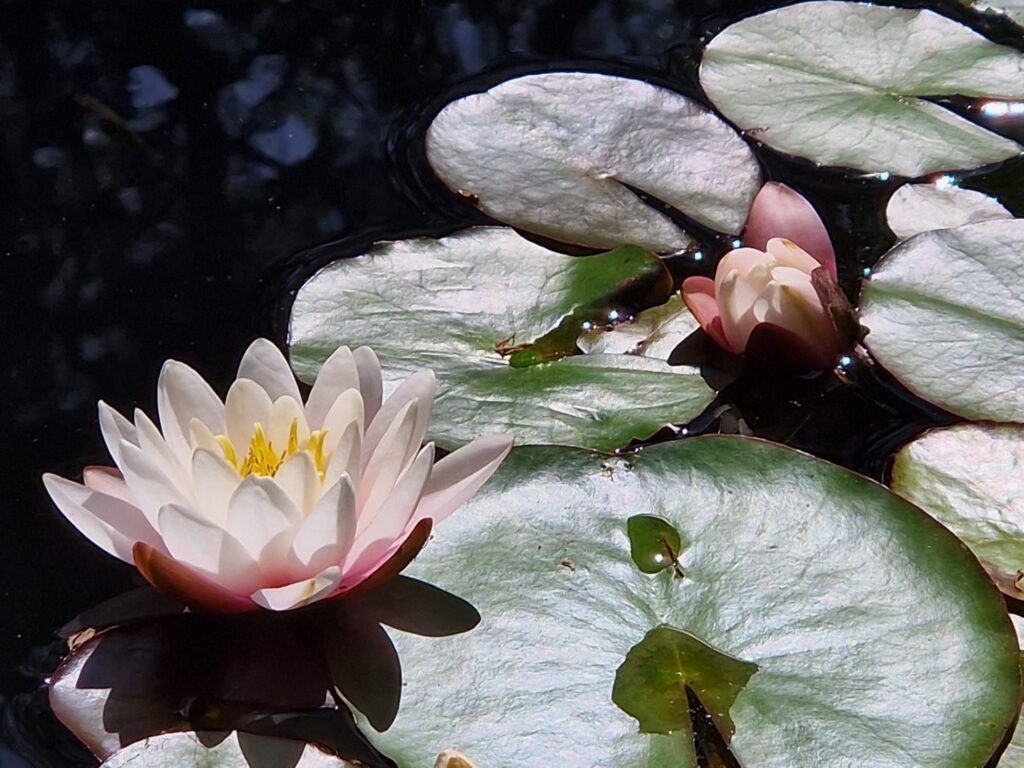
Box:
[426, 72, 761, 252]
[290, 227, 714, 451]
[612, 624, 758, 738]
[627, 514, 685, 576]
[886, 183, 1012, 240]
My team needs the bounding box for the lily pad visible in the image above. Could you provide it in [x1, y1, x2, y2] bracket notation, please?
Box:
[626, 515, 685, 575]
[886, 183, 1012, 240]
[101, 731, 349, 767]
[859, 219, 1024, 422]
[700, 2, 1024, 176]
[359, 437, 1019, 767]
[577, 295, 698, 358]
[425, 72, 762, 252]
[289, 227, 714, 451]
[892, 423, 1024, 579]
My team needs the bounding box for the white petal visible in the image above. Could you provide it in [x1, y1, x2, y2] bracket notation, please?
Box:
[765, 237, 820, 273]
[358, 400, 418, 517]
[191, 449, 241, 526]
[157, 503, 260, 593]
[274, 451, 321, 517]
[82, 466, 135, 505]
[237, 338, 303, 404]
[43, 474, 163, 562]
[133, 409, 192, 498]
[363, 370, 435, 472]
[157, 360, 224, 467]
[267, 395, 310, 450]
[250, 566, 342, 611]
[189, 418, 221, 455]
[324, 421, 362, 492]
[321, 389, 364, 457]
[304, 346, 360, 430]
[98, 402, 137, 464]
[290, 474, 357, 576]
[224, 378, 274, 451]
[717, 269, 761, 353]
[225, 476, 301, 577]
[353, 346, 383, 423]
[411, 434, 513, 527]
[352, 443, 434, 551]
[116, 440, 191, 528]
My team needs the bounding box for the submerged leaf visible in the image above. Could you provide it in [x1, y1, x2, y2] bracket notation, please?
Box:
[626, 514, 685, 575]
[427, 72, 761, 252]
[612, 625, 758, 737]
[701, 2, 1024, 176]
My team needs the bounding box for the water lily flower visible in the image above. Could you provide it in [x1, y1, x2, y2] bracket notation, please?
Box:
[682, 182, 842, 369]
[43, 340, 513, 612]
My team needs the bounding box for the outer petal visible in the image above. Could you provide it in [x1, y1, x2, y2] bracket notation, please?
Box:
[190, 448, 241, 527]
[717, 270, 763, 353]
[42, 473, 163, 563]
[116, 440, 191, 528]
[290, 474, 358, 577]
[680, 277, 733, 352]
[82, 466, 135, 506]
[224, 476, 301, 579]
[133, 408, 191, 499]
[224, 378, 274, 451]
[157, 360, 225, 467]
[133, 542, 254, 613]
[358, 400, 418, 519]
[98, 401, 137, 465]
[324, 421, 362, 492]
[410, 434, 513, 527]
[157, 503, 261, 594]
[304, 346, 360, 430]
[321, 389, 365, 457]
[743, 182, 837, 279]
[353, 346, 383, 424]
[338, 518, 432, 594]
[363, 370, 435, 472]
[250, 566, 343, 611]
[237, 338, 303, 404]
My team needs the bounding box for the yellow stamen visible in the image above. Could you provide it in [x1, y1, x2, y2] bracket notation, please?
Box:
[214, 419, 332, 479]
[216, 435, 239, 469]
[287, 420, 300, 455]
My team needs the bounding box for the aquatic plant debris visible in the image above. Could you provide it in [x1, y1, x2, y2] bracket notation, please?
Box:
[701, 1, 1024, 175]
[427, 71, 761, 251]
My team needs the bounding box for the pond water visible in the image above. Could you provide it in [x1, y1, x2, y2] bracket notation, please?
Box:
[3, 1, 1024, 765]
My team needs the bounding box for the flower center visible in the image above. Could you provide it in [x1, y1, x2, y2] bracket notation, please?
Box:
[216, 419, 329, 479]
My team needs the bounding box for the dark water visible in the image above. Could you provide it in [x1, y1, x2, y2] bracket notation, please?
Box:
[2, 1, 1023, 764]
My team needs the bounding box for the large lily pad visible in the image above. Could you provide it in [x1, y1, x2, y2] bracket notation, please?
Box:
[700, 2, 1024, 176]
[359, 437, 1019, 767]
[886, 183, 1012, 240]
[102, 732, 348, 767]
[859, 219, 1024, 422]
[892, 423, 1024, 579]
[425, 72, 761, 252]
[289, 227, 714, 451]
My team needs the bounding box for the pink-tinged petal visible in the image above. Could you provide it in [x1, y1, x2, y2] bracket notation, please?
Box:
[251, 566, 343, 611]
[237, 338, 303, 405]
[274, 451, 321, 517]
[410, 434, 513, 528]
[338, 518, 433, 595]
[290, 475, 357, 577]
[157, 360, 225, 467]
[156, 503, 260, 594]
[358, 401, 418, 521]
[267, 395, 310, 450]
[320, 389, 364, 456]
[42, 473, 162, 563]
[82, 466, 134, 506]
[363, 370, 435, 473]
[224, 476, 301, 577]
[353, 346, 383, 424]
[224, 378, 274, 451]
[116, 440, 191, 528]
[132, 542, 255, 613]
[324, 421, 361, 492]
[349, 444, 434, 569]
[98, 401, 136, 464]
[304, 346, 360, 430]
[743, 182, 836, 279]
[133, 408, 192, 500]
[190, 449, 240, 527]
[716, 270, 762, 354]
[681, 278, 734, 353]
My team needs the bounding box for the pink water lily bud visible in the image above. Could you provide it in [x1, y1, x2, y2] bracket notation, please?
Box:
[43, 340, 513, 613]
[682, 183, 842, 370]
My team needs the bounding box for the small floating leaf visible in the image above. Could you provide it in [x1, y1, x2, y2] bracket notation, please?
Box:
[427, 71, 761, 252]
[701, 2, 1024, 176]
[886, 183, 1011, 240]
[859, 219, 1024, 422]
[627, 514, 684, 575]
[612, 625, 758, 737]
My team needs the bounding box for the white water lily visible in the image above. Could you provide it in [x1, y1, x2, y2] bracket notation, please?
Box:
[43, 340, 513, 612]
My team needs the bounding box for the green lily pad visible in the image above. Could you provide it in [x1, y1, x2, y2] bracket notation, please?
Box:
[289, 227, 714, 451]
[626, 514, 685, 575]
[859, 219, 1024, 422]
[886, 183, 1012, 240]
[892, 423, 1024, 579]
[426, 72, 761, 252]
[360, 437, 1019, 766]
[700, 2, 1024, 176]
[101, 732, 351, 767]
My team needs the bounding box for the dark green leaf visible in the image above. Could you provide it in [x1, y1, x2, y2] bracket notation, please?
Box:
[626, 515, 684, 575]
